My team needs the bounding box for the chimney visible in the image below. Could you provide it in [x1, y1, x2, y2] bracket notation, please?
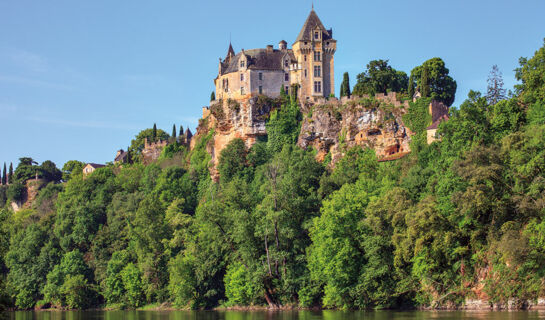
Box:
[279, 40, 287, 50]
[266, 45, 273, 52]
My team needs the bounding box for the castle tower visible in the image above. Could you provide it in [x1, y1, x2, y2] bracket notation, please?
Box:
[292, 9, 336, 100]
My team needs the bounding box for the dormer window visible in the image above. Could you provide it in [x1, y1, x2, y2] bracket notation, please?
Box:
[285, 60, 289, 67]
[314, 31, 319, 40]
[240, 60, 245, 67]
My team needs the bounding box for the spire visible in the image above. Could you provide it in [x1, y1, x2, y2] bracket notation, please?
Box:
[226, 42, 235, 60]
[294, 9, 331, 43]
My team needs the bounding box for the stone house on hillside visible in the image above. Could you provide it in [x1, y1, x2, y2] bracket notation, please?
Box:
[214, 8, 336, 102]
[83, 163, 105, 176]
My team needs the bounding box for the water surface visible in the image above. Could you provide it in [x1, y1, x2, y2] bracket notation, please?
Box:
[2, 310, 545, 320]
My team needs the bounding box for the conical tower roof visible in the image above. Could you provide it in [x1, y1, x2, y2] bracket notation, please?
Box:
[294, 9, 331, 43]
[226, 42, 235, 59]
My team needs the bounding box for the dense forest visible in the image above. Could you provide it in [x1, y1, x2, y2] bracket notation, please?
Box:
[0, 40, 544, 311]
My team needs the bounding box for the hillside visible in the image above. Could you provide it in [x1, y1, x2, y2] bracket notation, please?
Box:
[1, 40, 545, 311]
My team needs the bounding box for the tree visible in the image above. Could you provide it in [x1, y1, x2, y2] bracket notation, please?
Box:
[409, 57, 457, 106]
[352, 59, 408, 96]
[487, 65, 507, 105]
[8, 163, 13, 184]
[152, 123, 157, 141]
[340, 72, 351, 97]
[408, 74, 416, 98]
[420, 65, 430, 98]
[211, 91, 216, 101]
[129, 128, 169, 159]
[40, 160, 62, 183]
[280, 85, 287, 97]
[61, 160, 85, 182]
[218, 138, 247, 182]
[2, 163, 5, 185]
[171, 124, 177, 144]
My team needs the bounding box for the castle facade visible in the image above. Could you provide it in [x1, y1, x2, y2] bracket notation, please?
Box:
[213, 9, 336, 102]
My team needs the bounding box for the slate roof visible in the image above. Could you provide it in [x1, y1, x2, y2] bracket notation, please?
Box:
[221, 48, 296, 75]
[114, 150, 128, 163]
[86, 163, 105, 169]
[226, 43, 235, 59]
[426, 115, 449, 130]
[294, 9, 332, 43]
[184, 128, 193, 141]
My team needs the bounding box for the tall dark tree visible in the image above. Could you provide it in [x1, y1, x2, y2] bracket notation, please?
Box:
[171, 124, 177, 143]
[420, 65, 430, 98]
[486, 65, 507, 105]
[340, 72, 351, 97]
[408, 74, 415, 98]
[8, 162, 13, 184]
[210, 91, 216, 101]
[2, 162, 6, 185]
[179, 125, 184, 137]
[152, 123, 157, 141]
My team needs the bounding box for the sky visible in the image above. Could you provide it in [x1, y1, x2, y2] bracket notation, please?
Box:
[1, 0, 545, 169]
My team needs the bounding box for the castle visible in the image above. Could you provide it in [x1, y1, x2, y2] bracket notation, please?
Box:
[214, 8, 336, 102]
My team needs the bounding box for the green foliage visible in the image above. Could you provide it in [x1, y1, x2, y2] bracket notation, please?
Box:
[210, 91, 216, 101]
[61, 160, 85, 182]
[410, 57, 457, 106]
[352, 59, 408, 96]
[7, 183, 25, 203]
[129, 128, 170, 159]
[266, 99, 301, 153]
[218, 138, 247, 183]
[340, 72, 351, 98]
[224, 262, 261, 306]
[0, 40, 545, 311]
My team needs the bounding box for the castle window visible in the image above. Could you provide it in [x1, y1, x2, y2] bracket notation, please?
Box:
[285, 86, 289, 93]
[314, 52, 321, 61]
[240, 60, 245, 67]
[304, 69, 307, 78]
[314, 66, 321, 77]
[314, 81, 321, 93]
[240, 73, 244, 81]
[259, 86, 263, 94]
[285, 60, 289, 67]
[241, 87, 245, 95]
[259, 72, 263, 81]
[304, 55, 307, 62]
[314, 31, 319, 40]
[285, 73, 289, 81]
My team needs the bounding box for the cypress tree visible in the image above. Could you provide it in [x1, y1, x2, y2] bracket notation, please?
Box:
[280, 85, 286, 97]
[152, 123, 157, 141]
[171, 124, 177, 143]
[8, 162, 13, 185]
[340, 72, 351, 97]
[408, 74, 415, 98]
[421, 66, 430, 98]
[211, 91, 216, 101]
[179, 125, 184, 137]
[2, 162, 5, 185]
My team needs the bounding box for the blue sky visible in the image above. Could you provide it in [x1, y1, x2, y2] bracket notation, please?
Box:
[1, 0, 545, 169]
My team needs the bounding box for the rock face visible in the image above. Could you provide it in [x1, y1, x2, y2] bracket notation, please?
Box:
[298, 93, 412, 164]
[191, 96, 275, 180]
[191, 92, 415, 179]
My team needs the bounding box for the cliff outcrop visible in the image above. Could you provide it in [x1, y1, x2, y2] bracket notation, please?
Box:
[191, 92, 432, 179]
[298, 92, 412, 164]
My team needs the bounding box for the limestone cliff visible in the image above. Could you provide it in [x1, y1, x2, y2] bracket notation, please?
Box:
[190, 95, 277, 179]
[191, 92, 419, 179]
[298, 93, 413, 164]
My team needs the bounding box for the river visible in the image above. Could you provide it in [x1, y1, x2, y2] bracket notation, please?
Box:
[1, 310, 545, 320]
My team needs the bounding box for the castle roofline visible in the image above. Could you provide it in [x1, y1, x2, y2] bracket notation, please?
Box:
[294, 9, 332, 44]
